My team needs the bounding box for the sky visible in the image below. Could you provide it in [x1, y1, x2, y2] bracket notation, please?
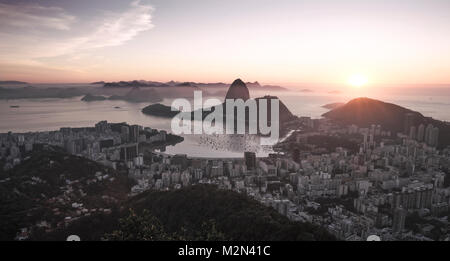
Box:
[0, 0, 450, 88]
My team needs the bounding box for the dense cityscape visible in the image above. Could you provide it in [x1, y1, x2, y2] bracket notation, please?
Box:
[1, 114, 449, 241]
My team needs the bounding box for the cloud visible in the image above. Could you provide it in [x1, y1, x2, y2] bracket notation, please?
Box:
[79, 0, 154, 49]
[0, 2, 75, 31]
[0, 0, 154, 66]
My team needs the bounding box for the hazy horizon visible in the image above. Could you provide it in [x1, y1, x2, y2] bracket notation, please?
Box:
[1, 0, 450, 92]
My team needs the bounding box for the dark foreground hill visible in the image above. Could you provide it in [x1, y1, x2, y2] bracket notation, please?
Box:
[127, 185, 335, 241]
[322, 97, 450, 148]
[0, 147, 133, 240]
[39, 185, 335, 241]
[2, 148, 334, 241]
[322, 97, 421, 132]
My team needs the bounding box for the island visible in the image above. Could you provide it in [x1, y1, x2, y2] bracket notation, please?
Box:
[321, 102, 345, 110]
[141, 103, 179, 118]
[81, 94, 107, 101]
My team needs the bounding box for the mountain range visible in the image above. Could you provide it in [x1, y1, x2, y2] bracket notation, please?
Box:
[0, 81, 28, 85]
[101, 79, 289, 91]
[82, 87, 163, 103]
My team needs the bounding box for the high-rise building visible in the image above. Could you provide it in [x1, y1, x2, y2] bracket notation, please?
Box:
[392, 207, 407, 234]
[403, 113, 416, 135]
[121, 126, 130, 143]
[431, 127, 439, 147]
[363, 132, 368, 151]
[375, 125, 381, 136]
[172, 154, 188, 169]
[244, 151, 256, 170]
[425, 124, 435, 146]
[409, 126, 416, 140]
[120, 143, 138, 162]
[417, 124, 425, 142]
[130, 125, 140, 143]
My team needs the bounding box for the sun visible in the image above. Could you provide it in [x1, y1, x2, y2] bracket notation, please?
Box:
[348, 74, 368, 88]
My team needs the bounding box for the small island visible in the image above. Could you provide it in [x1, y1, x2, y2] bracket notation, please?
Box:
[322, 102, 345, 110]
[141, 103, 179, 118]
[81, 94, 107, 101]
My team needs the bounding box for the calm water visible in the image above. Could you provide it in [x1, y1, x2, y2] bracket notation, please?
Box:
[1, 92, 449, 157]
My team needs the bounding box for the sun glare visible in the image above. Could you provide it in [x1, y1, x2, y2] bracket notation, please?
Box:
[348, 74, 368, 88]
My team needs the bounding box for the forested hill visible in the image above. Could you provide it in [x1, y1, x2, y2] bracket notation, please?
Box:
[127, 185, 336, 241]
[0, 147, 133, 240]
[323, 97, 450, 148]
[40, 185, 336, 241]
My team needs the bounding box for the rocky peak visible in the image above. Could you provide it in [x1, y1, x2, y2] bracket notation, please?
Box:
[225, 78, 250, 100]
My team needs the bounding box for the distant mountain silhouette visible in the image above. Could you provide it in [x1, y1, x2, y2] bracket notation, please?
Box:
[109, 87, 162, 103]
[100, 79, 291, 92]
[322, 97, 450, 148]
[259, 85, 288, 91]
[0, 81, 28, 85]
[91, 81, 105, 85]
[0, 86, 85, 99]
[225, 78, 250, 100]
[104, 80, 169, 88]
[245, 81, 262, 89]
[175, 82, 197, 87]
